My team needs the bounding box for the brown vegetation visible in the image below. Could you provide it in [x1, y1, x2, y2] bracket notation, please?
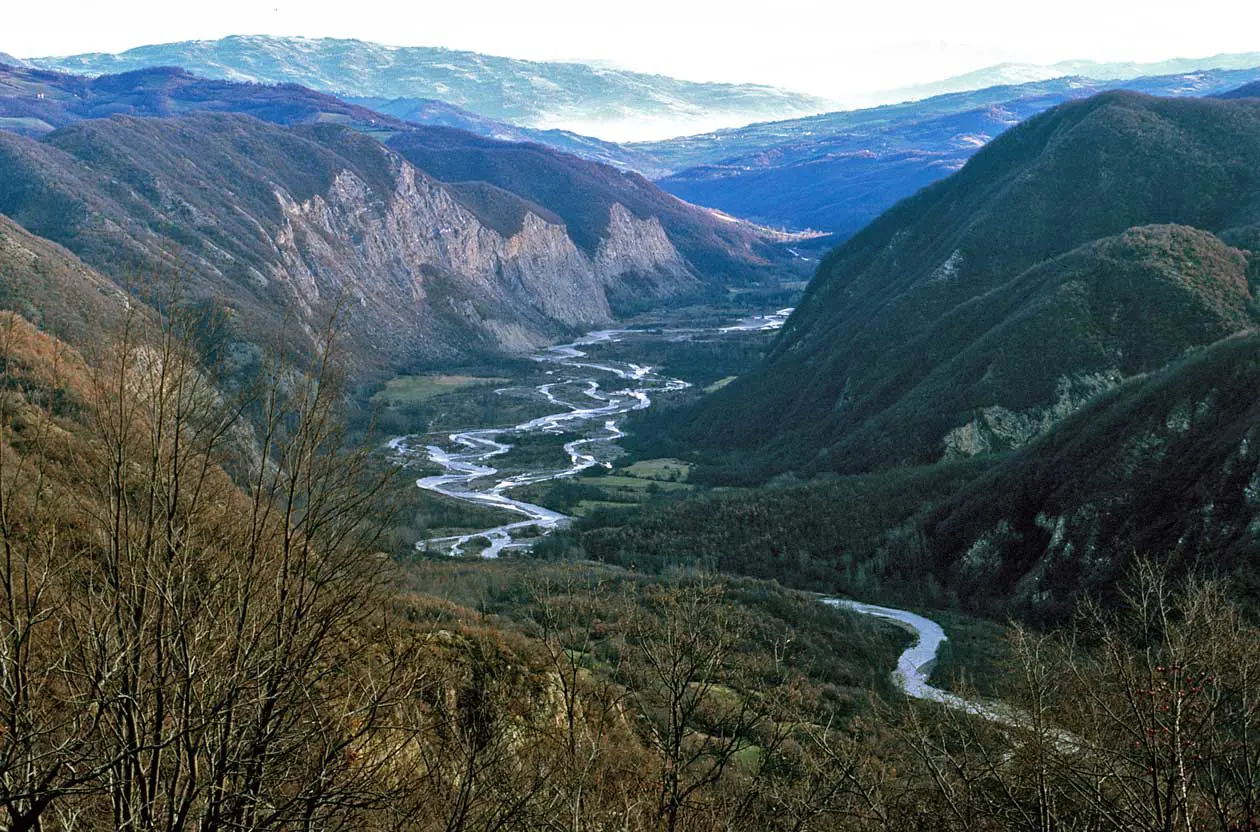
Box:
[2, 294, 1258, 830]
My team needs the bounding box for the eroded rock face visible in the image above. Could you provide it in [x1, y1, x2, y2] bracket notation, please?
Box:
[942, 371, 1124, 459]
[594, 203, 698, 305]
[268, 161, 697, 365]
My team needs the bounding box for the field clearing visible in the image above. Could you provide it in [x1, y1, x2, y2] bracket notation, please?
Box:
[726, 280, 809, 295]
[703, 376, 737, 393]
[506, 457, 698, 517]
[572, 499, 635, 516]
[590, 475, 691, 493]
[373, 374, 510, 407]
[0, 116, 53, 132]
[622, 458, 692, 481]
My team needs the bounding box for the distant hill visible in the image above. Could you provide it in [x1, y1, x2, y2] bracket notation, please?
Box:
[348, 96, 666, 176]
[27, 36, 830, 141]
[0, 61, 668, 174]
[643, 67, 1260, 235]
[653, 91, 1260, 480]
[875, 51, 1260, 104]
[0, 64, 404, 137]
[1219, 81, 1260, 99]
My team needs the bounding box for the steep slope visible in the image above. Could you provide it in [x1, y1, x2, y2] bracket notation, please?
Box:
[0, 113, 702, 375]
[28, 35, 829, 140]
[0, 214, 127, 344]
[922, 333, 1260, 620]
[385, 127, 794, 297]
[646, 68, 1260, 234]
[838, 226, 1255, 470]
[662, 92, 1260, 478]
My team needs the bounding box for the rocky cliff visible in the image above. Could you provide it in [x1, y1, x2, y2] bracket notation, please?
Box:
[0, 113, 703, 375]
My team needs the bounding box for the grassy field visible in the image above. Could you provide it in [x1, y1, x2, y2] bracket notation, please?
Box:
[703, 376, 737, 393]
[622, 458, 692, 482]
[508, 457, 698, 517]
[374, 374, 509, 408]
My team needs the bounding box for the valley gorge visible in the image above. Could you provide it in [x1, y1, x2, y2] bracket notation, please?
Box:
[3, 28, 1260, 832]
[0, 95, 794, 381]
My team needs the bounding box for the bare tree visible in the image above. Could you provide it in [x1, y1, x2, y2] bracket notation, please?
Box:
[620, 580, 770, 832]
[900, 562, 1260, 832]
[0, 297, 429, 831]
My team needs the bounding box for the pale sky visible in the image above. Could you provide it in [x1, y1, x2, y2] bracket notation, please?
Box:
[4, 0, 1260, 99]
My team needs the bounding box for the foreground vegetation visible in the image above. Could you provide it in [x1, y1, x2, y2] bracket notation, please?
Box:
[0, 304, 914, 830]
[4, 299, 1260, 831]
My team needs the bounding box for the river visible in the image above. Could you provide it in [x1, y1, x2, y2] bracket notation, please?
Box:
[387, 308, 974, 708]
[386, 309, 792, 557]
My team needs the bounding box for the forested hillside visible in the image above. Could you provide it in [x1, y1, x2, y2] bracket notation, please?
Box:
[654, 92, 1260, 480]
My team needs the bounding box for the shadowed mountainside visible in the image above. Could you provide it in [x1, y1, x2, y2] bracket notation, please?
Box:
[650, 91, 1260, 479]
[921, 332, 1260, 619]
[1218, 80, 1260, 99]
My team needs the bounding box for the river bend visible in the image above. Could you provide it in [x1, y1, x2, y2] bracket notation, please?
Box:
[387, 309, 988, 712]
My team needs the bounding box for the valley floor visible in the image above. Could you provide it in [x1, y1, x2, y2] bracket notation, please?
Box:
[372, 303, 1009, 711]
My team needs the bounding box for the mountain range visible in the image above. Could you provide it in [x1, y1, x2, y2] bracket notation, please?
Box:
[24, 36, 831, 141]
[0, 64, 798, 380]
[872, 51, 1260, 104]
[20, 37, 1260, 242]
[643, 68, 1260, 236]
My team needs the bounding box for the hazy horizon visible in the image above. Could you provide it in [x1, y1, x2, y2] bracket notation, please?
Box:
[6, 0, 1260, 101]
